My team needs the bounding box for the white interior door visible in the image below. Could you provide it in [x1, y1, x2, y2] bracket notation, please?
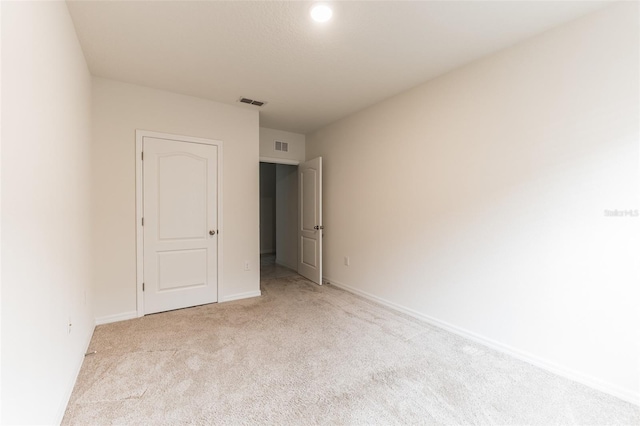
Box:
[143, 136, 218, 314]
[298, 157, 322, 284]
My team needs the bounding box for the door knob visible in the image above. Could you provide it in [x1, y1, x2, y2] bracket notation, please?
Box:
[209, 230, 216, 235]
[313, 225, 324, 230]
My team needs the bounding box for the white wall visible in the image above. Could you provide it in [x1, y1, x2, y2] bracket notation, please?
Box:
[260, 127, 305, 163]
[275, 164, 298, 270]
[0, 1, 4, 419]
[1, 2, 94, 424]
[260, 163, 276, 254]
[307, 3, 639, 404]
[92, 77, 260, 321]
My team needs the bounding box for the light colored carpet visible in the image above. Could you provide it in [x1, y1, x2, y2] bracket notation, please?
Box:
[63, 273, 640, 425]
[259, 254, 298, 280]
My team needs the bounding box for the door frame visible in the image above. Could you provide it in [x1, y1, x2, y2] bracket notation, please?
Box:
[135, 130, 224, 317]
[258, 156, 323, 284]
[258, 157, 301, 274]
[259, 156, 299, 166]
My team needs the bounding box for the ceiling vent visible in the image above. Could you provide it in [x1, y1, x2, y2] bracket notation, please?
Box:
[239, 97, 267, 107]
[275, 141, 288, 152]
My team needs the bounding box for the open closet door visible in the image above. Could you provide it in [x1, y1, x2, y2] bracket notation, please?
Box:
[298, 157, 322, 284]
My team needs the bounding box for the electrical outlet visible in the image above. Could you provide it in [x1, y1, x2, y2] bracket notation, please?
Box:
[344, 256, 350, 266]
[244, 260, 250, 271]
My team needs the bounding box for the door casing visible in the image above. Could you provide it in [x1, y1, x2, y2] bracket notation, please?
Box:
[135, 130, 223, 317]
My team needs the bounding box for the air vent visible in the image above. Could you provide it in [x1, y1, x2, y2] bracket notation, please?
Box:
[238, 97, 267, 107]
[275, 141, 288, 152]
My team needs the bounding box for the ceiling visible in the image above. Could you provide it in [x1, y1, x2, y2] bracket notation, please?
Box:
[67, 1, 609, 134]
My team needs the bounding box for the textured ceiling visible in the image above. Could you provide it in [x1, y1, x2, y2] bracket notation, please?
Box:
[67, 1, 608, 134]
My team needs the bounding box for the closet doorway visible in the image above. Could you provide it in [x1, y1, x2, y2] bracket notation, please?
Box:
[259, 157, 323, 284]
[260, 162, 299, 280]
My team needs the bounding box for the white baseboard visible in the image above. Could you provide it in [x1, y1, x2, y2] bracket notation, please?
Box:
[95, 310, 138, 325]
[260, 249, 275, 255]
[55, 319, 95, 425]
[220, 290, 262, 303]
[324, 276, 640, 407]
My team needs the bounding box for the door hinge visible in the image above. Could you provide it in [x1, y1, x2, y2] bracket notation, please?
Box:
[142, 217, 144, 226]
[141, 152, 144, 160]
[142, 282, 145, 291]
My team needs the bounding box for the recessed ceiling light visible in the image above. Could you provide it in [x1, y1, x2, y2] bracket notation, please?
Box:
[310, 3, 332, 23]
